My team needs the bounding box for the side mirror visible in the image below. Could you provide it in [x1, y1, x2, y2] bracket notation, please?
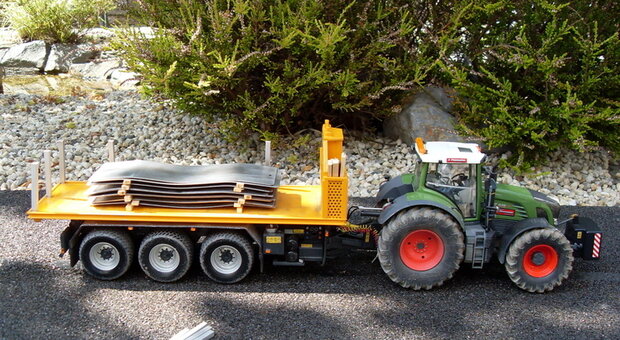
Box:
[483, 165, 497, 180]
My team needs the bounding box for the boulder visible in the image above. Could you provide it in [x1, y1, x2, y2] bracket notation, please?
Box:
[44, 44, 99, 73]
[110, 69, 139, 88]
[69, 59, 122, 79]
[383, 86, 464, 144]
[1, 76, 52, 96]
[0, 41, 49, 69]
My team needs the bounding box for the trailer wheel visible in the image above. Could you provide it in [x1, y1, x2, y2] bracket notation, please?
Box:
[79, 229, 134, 280]
[138, 231, 193, 283]
[505, 228, 573, 293]
[378, 207, 464, 290]
[199, 232, 254, 284]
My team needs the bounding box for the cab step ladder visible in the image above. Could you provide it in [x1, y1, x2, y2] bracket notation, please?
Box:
[472, 230, 486, 269]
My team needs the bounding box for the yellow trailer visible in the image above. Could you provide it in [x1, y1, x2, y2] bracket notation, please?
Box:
[26, 121, 362, 283]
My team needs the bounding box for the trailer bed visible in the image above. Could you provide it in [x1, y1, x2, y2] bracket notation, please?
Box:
[27, 181, 347, 226]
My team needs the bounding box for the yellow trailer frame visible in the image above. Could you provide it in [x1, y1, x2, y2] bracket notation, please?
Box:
[27, 121, 349, 227]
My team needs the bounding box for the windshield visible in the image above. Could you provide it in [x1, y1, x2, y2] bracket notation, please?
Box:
[425, 163, 477, 218]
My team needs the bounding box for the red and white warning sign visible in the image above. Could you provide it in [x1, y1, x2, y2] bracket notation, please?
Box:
[592, 233, 602, 258]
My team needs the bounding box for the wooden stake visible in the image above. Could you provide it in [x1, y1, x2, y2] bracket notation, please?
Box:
[339, 153, 347, 177]
[265, 141, 271, 166]
[107, 140, 115, 162]
[44, 150, 52, 198]
[31, 162, 39, 211]
[58, 140, 65, 184]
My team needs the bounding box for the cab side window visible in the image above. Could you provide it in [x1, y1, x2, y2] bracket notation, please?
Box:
[426, 163, 477, 218]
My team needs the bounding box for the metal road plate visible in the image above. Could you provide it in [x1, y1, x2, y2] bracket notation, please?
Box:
[87, 182, 275, 194]
[86, 184, 275, 198]
[88, 160, 280, 187]
[90, 196, 276, 208]
[90, 194, 275, 204]
[137, 200, 276, 209]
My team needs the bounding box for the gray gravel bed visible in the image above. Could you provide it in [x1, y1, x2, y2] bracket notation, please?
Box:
[1, 191, 619, 339]
[0, 90, 618, 206]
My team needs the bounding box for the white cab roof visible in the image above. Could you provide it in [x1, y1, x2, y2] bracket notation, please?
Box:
[414, 140, 486, 164]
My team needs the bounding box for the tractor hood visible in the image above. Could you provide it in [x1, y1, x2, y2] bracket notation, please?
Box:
[495, 183, 560, 220]
[528, 189, 561, 218]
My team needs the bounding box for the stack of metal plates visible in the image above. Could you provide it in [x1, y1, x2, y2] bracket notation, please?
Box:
[86, 160, 280, 211]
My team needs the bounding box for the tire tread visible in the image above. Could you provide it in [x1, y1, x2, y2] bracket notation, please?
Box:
[378, 207, 464, 290]
[505, 228, 573, 293]
[138, 230, 193, 283]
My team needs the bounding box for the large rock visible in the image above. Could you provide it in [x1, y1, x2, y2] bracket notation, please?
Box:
[44, 44, 99, 73]
[383, 86, 464, 143]
[69, 59, 122, 79]
[110, 69, 139, 88]
[0, 40, 49, 69]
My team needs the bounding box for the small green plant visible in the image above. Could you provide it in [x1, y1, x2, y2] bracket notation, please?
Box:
[286, 154, 299, 164]
[3, 0, 116, 43]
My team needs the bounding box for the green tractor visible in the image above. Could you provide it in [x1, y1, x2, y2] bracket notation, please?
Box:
[370, 138, 602, 293]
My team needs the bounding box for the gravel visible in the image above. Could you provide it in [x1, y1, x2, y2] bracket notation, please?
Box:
[0, 90, 617, 206]
[1, 192, 619, 339]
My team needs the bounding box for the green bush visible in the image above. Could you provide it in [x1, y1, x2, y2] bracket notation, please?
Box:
[3, 0, 116, 43]
[112, 0, 461, 140]
[114, 0, 619, 167]
[442, 1, 619, 168]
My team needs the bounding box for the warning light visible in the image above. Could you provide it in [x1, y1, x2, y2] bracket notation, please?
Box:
[415, 138, 427, 154]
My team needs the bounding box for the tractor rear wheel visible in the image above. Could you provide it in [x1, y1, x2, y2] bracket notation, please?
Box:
[505, 228, 573, 293]
[378, 207, 464, 290]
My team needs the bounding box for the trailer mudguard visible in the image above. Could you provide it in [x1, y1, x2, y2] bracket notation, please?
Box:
[377, 195, 464, 228]
[497, 218, 552, 264]
[59, 220, 86, 267]
[376, 174, 414, 203]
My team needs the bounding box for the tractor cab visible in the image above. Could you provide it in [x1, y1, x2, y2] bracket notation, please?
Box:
[414, 138, 485, 219]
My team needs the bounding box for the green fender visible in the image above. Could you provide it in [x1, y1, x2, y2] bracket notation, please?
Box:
[377, 194, 465, 228]
[376, 174, 414, 203]
[497, 218, 554, 264]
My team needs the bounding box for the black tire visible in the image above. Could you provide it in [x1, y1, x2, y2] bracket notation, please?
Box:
[79, 229, 135, 280]
[199, 232, 254, 284]
[505, 228, 573, 293]
[138, 231, 193, 283]
[378, 207, 464, 290]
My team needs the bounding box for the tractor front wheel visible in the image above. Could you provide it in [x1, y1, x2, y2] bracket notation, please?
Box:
[378, 207, 464, 290]
[505, 228, 573, 293]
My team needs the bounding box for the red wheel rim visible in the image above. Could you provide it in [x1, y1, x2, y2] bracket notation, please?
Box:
[400, 230, 444, 271]
[523, 244, 558, 277]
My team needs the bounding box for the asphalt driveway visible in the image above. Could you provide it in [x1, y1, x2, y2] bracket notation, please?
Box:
[1, 191, 618, 339]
